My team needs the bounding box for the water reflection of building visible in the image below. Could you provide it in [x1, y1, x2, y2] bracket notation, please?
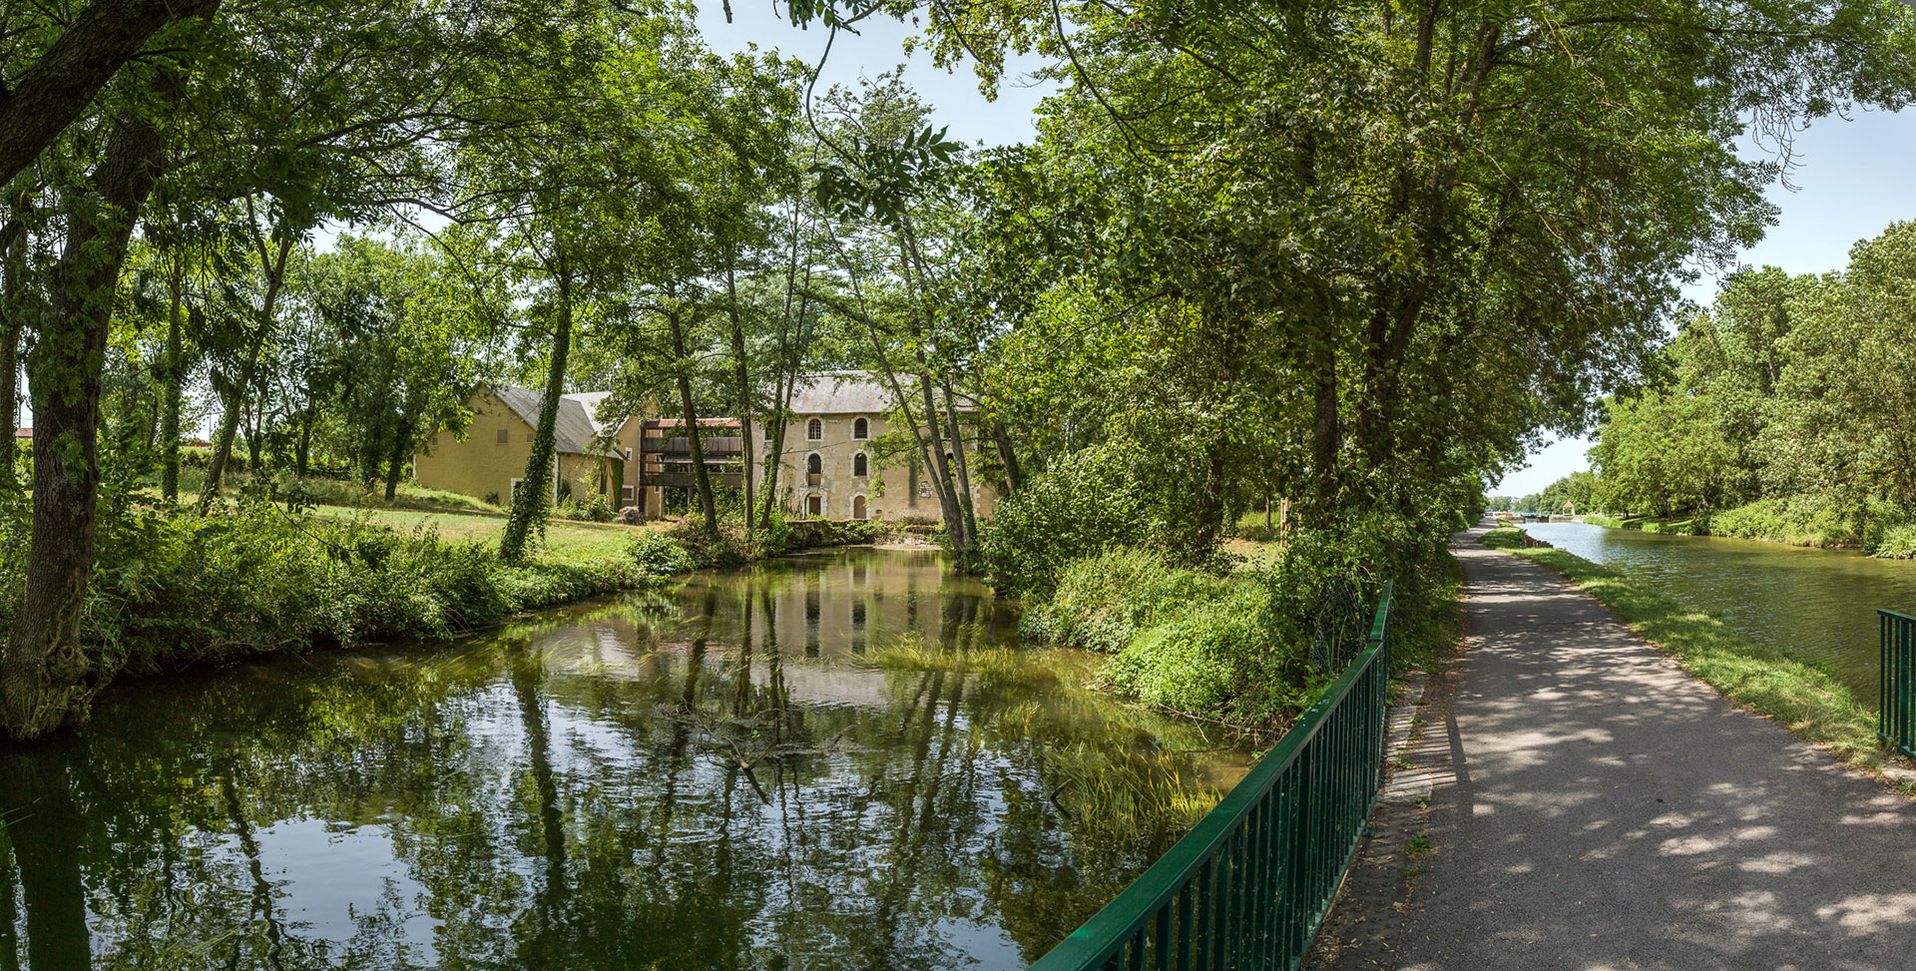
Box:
[517, 551, 1016, 709]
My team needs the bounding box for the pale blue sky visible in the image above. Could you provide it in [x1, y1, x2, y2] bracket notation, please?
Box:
[695, 5, 1916, 498]
[1497, 106, 1916, 496]
[693, 2, 1053, 146]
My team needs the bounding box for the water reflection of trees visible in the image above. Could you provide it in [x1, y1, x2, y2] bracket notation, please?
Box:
[0, 551, 1245, 970]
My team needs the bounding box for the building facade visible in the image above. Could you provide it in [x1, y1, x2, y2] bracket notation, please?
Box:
[414, 387, 630, 507]
[416, 373, 998, 523]
[754, 372, 998, 523]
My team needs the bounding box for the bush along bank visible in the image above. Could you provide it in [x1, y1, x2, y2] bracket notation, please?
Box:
[0, 497, 703, 686]
[1577, 496, 1916, 557]
[1012, 524, 1465, 735]
[1480, 531, 1908, 789]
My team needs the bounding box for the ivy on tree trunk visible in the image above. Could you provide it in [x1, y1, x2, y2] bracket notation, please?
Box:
[2, 109, 165, 741]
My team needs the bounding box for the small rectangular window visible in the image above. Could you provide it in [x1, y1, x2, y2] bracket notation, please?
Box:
[496, 428, 508, 445]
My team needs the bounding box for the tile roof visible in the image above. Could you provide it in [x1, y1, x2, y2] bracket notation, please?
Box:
[785, 371, 897, 415]
[491, 387, 619, 457]
[783, 371, 979, 416]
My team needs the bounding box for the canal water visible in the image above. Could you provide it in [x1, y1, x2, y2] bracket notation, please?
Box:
[1525, 522, 1916, 706]
[0, 549, 1251, 970]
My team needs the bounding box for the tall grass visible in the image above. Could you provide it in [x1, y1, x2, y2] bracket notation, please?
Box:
[0, 498, 696, 681]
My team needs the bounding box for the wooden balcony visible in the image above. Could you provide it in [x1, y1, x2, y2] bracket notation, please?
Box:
[641, 436, 744, 456]
[645, 471, 743, 489]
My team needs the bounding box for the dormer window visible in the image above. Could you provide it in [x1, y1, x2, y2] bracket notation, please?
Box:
[807, 418, 822, 440]
[853, 417, 869, 439]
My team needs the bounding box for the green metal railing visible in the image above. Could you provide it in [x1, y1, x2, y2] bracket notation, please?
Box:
[1031, 581, 1394, 971]
[1879, 609, 1916, 759]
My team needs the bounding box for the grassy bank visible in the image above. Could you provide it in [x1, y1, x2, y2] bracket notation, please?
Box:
[1578, 496, 1916, 558]
[1018, 544, 1464, 735]
[1481, 526, 1907, 789]
[1, 491, 903, 689]
[0, 502, 704, 680]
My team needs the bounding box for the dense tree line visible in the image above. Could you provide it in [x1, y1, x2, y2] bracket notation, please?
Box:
[1, 0, 1914, 739]
[1554, 221, 1916, 554]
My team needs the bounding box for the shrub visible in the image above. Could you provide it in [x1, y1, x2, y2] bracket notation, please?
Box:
[982, 444, 1160, 597]
[1020, 548, 1230, 653]
[628, 532, 697, 577]
[1875, 523, 1916, 559]
[557, 492, 615, 522]
[0, 498, 695, 686]
[1104, 582, 1275, 713]
[785, 518, 887, 550]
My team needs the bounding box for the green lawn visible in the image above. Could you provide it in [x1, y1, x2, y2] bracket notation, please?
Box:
[316, 505, 661, 555]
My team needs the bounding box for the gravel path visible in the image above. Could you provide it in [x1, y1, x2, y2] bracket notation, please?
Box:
[1376, 528, 1916, 970]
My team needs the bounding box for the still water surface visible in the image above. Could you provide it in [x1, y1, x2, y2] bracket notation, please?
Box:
[0, 548, 1250, 970]
[1526, 522, 1916, 705]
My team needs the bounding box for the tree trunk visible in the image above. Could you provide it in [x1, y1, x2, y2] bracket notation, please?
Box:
[294, 395, 315, 478]
[988, 418, 1022, 493]
[2, 108, 165, 741]
[383, 412, 411, 501]
[160, 301, 195, 501]
[500, 264, 573, 563]
[0, 0, 204, 189]
[199, 233, 292, 510]
[758, 284, 810, 533]
[0, 207, 26, 492]
[724, 260, 755, 552]
[242, 384, 263, 477]
[665, 304, 719, 540]
[939, 379, 978, 550]
[913, 371, 967, 552]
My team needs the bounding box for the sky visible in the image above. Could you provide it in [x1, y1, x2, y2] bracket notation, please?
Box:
[1492, 106, 1916, 497]
[691, 2, 1054, 147]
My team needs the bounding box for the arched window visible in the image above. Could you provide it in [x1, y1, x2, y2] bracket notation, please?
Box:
[852, 495, 868, 520]
[853, 452, 868, 477]
[806, 453, 823, 475]
[853, 417, 869, 439]
[807, 418, 822, 440]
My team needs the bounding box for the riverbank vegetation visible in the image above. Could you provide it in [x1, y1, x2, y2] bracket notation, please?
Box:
[1483, 529, 1907, 791]
[1515, 222, 1916, 557]
[6, 2, 1916, 740]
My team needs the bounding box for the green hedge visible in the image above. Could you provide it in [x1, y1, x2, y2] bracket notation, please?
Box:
[0, 498, 694, 681]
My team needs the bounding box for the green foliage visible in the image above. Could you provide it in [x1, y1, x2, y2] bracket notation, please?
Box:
[1103, 583, 1279, 715]
[783, 518, 887, 549]
[1023, 512, 1461, 727]
[1583, 227, 1916, 557]
[1875, 525, 1916, 560]
[1020, 549, 1233, 654]
[0, 499, 692, 683]
[982, 445, 1157, 598]
[626, 531, 698, 577]
[557, 492, 615, 522]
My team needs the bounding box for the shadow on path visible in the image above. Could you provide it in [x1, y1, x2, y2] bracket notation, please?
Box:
[1372, 528, 1916, 970]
